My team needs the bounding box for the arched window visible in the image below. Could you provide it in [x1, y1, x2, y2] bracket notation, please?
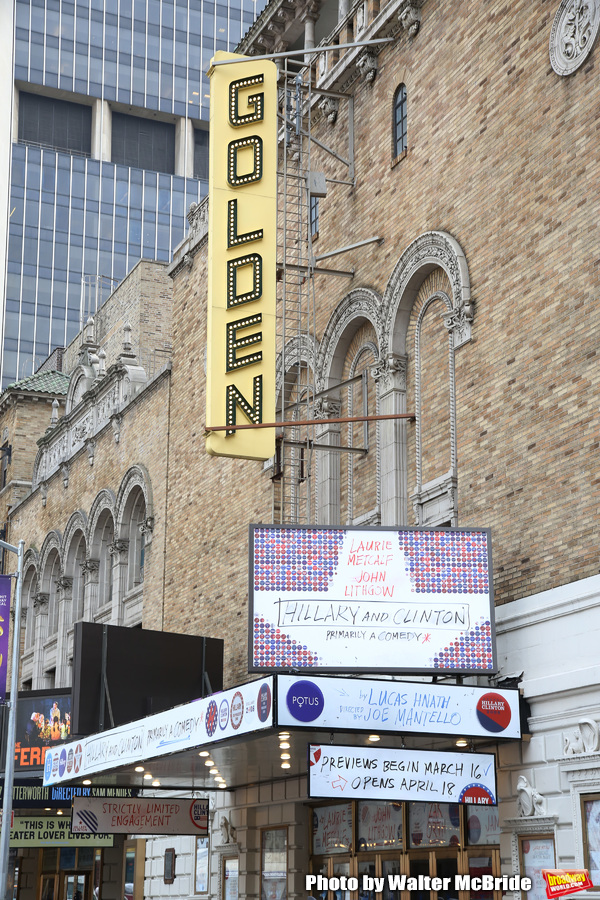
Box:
[98, 514, 115, 610]
[23, 567, 37, 651]
[66, 531, 86, 624]
[393, 84, 407, 158]
[43, 550, 61, 634]
[126, 489, 146, 591]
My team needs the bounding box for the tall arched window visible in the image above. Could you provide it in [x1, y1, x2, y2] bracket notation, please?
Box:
[98, 514, 115, 610]
[66, 531, 86, 624]
[126, 489, 146, 591]
[23, 567, 37, 651]
[43, 550, 61, 634]
[393, 84, 407, 158]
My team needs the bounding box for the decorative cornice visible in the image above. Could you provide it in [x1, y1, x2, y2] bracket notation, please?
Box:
[33, 360, 148, 489]
[502, 815, 558, 835]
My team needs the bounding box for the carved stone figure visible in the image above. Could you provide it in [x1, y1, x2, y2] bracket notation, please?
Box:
[318, 97, 339, 125]
[564, 719, 599, 755]
[516, 775, 547, 817]
[357, 50, 378, 82]
[398, 0, 426, 38]
[218, 815, 236, 844]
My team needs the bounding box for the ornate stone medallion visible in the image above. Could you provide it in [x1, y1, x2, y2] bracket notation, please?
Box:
[549, 0, 600, 76]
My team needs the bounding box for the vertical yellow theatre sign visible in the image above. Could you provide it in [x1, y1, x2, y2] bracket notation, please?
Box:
[205, 52, 277, 460]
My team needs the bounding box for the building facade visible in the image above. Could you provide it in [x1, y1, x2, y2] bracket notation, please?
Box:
[2, 1, 600, 900]
[0, 0, 265, 389]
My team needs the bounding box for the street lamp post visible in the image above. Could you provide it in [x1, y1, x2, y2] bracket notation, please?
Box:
[0, 538, 24, 900]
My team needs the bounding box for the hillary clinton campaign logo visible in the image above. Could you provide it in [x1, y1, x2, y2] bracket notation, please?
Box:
[476, 692, 512, 733]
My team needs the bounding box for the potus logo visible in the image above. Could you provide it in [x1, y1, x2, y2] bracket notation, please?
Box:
[286, 681, 324, 723]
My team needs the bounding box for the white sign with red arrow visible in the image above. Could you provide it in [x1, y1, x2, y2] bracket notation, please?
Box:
[308, 743, 497, 805]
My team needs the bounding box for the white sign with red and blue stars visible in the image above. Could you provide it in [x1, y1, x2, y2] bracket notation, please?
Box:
[249, 526, 495, 674]
[43, 677, 273, 786]
[308, 743, 497, 805]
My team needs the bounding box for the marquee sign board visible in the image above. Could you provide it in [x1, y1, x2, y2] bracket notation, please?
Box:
[72, 797, 209, 835]
[44, 677, 273, 786]
[205, 52, 278, 461]
[308, 743, 497, 805]
[250, 525, 496, 674]
[277, 675, 520, 739]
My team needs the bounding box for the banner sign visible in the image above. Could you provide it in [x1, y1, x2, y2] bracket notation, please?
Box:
[10, 816, 113, 847]
[13, 691, 72, 771]
[277, 674, 520, 739]
[542, 869, 592, 897]
[250, 526, 495, 674]
[0, 780, 138, 809]
[44, 677, 273, 785]
[72, 797, 209, 835]
[0, 576, 11, 700]
[205, 52, 278, 461]
[308, 743, 497, 805]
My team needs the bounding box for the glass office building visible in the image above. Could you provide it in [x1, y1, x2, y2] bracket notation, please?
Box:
[1, 0, 264, 388]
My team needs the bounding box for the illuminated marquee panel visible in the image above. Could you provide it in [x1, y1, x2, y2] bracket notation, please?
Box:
[205, 53, 277, 461]
[249, 524, 496, 674]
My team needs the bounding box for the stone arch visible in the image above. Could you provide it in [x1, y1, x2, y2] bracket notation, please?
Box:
[412, 289, 456, 504]
[88, 489, 117, 616]
[23, 548, 39, 580]
[317, 287, 382, 390]
[116, 465, 153, 594]
[115, 466, 153, 536]
[381, 231, 471, 357]
[62, 511, 88, 626]
[39, 531, 62, 637]
[65, 363, 96, 415]
[344, 339, 381, 525]
[88, 490, 117, 555]
[62, 511, 88, 559]
[314, 290, 382, 526]
[22, 550, 39, 655]
[38, 531, 62, 582]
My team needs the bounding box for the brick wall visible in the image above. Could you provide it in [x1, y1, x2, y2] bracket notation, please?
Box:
[164, 0, 600, 684]
[165, 245, 273, 687]
[63, 260, 173, 376]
